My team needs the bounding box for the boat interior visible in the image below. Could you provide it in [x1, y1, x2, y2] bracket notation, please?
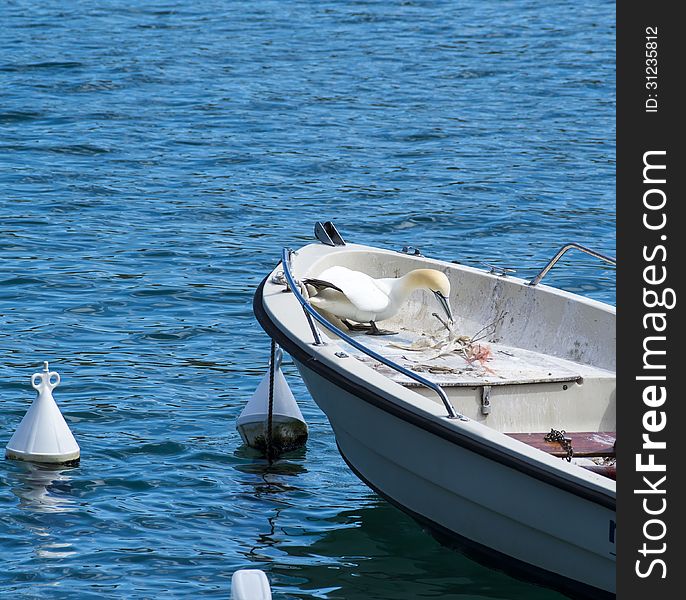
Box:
[304, 247, 616, 479]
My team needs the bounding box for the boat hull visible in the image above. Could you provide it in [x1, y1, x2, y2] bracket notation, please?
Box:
[294, 360, 615, 599]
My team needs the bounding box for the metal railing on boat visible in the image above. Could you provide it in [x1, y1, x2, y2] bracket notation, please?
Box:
[280, 248, 463, 420]
[528, 243, 616, 287]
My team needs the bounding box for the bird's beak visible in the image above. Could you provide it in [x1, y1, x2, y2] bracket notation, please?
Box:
[434, 291, 454, 324]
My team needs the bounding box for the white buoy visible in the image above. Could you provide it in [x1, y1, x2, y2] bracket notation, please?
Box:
[6, 362, 80, 464]
[231, 569, 272, 600]
[237, 344, 307, 456]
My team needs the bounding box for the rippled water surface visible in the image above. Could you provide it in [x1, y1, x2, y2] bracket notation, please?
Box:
[1, 1, 614, 598]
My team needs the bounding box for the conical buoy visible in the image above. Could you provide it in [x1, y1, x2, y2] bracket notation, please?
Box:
[6, 362, 80, 464]
[231, 569, 272, 600]
[237, 344, 307, 457]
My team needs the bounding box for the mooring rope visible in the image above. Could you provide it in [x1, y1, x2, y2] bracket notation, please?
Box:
[266, 338, 276, 463]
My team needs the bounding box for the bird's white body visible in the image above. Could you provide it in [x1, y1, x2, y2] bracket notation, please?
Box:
[307, 266, 450, 325]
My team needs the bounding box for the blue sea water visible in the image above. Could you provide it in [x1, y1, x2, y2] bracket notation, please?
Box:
[1, 0, 615, 598]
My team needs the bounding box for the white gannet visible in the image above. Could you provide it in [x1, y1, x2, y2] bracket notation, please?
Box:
[303, 266, 453, 335]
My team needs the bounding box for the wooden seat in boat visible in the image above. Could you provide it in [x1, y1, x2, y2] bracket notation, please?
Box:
[506, 431, 615, 458]
[582, 463, 616, 480]
[508, 431, 616, 480]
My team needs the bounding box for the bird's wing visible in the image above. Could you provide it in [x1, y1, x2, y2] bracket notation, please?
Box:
[373, 277, 397, 295]
[314, 266, 389, 313]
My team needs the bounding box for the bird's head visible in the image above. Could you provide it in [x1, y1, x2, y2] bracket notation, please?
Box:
[405, 269, 453, 323]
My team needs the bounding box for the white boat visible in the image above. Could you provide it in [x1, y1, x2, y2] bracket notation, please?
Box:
[254, 223, 616, 599]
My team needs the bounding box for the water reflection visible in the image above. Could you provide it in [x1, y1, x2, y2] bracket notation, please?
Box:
[9, 461, 78, 514]
[272, 503, 566, 600]
[233, 446, 308, 494]
[232, 449, 310, 574]
[230, 448, 564, 598]
[7, 462, 80, 561]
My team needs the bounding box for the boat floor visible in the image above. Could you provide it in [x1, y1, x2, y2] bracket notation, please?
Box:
[344, 328, 614, 388]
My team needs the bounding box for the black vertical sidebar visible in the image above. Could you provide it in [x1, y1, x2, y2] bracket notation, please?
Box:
[617, 2, 684, 599]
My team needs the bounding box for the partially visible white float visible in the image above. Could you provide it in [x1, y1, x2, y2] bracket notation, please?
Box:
[231, 569, 272, 600]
